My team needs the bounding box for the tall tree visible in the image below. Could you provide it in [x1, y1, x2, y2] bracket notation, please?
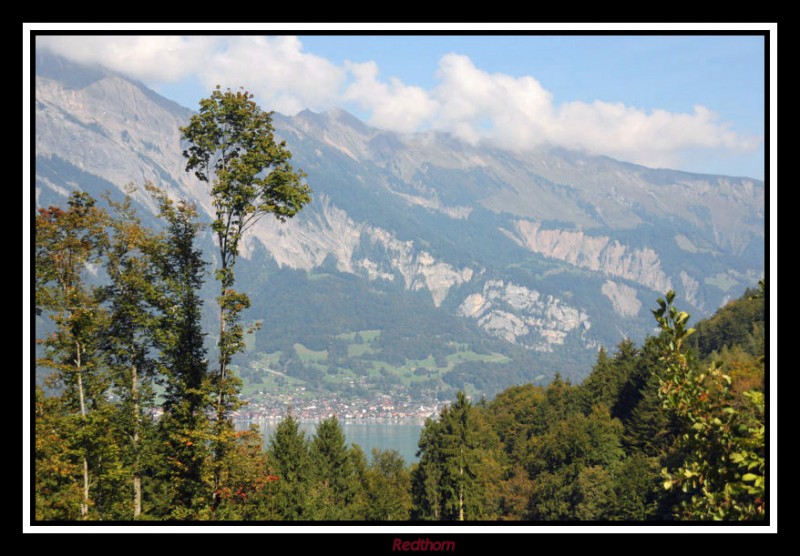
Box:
[36, 192, 109, 519]
[147, 186, 212, 519]
[180, 86, 311, 508]
[439, 392, 481, 521]
[411, 416, 444, 520]
[101, 192, 164, 518]
[412, 392, 489, 521]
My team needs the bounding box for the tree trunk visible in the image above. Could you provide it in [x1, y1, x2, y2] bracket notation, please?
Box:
[133, 476, 141, 518]
[458, 446, 464, 521]
[132, 361, 141, 518]
[212, 259, 228, 511]
[459, 465, 464, 521]
[76, 341, 89, 520]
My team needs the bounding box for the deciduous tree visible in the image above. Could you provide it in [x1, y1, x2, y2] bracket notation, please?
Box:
[36, 192, 109, 519]
[101, 192, 164, 518]
[653, 291, 765, 520]
[180, 86, 311, 508]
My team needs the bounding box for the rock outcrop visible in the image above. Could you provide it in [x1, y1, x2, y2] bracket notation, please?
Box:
[601, 280, 642, 318]
[507, 220, 673, 293]
[458, 280, 592, 351]
[245, 196, 473, 307]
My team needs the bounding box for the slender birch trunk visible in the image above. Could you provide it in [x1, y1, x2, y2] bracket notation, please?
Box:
[76, 340, 89, 520]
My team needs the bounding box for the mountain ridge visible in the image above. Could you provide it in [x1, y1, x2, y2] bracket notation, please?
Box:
[34, 51, 764, 397]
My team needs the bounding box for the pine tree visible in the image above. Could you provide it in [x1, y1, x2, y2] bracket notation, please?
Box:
[268, 414, 311, 519]
[308, 417, 355, 519]
[147, 187, 212, 519]
[347, 443, 370, 520]
[439, 392, 483, 520]
[623, 371, 677, 457]
[582, 340, 639, 414]
[412, 392, 488, 521]
[411, 416, 444, 520]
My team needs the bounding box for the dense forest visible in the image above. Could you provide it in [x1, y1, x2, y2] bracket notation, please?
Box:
[33, 87, 766, 522]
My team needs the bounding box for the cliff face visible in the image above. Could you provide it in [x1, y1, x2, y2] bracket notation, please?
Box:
[506, 220, 673, 293]
[36, 72, 209, 214]
[458, 280, 593, 352]
[601, 280, 642, 318]
[244, 196, 473, 307]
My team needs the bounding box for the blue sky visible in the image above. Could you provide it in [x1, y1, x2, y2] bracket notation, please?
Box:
[37, 34, 766, 179]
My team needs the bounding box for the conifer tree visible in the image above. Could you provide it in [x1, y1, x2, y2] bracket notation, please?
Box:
[412, 392, 486, 521]
[308, 417, 355, 518]
[411, 416, 444, 520]
[268, 414, 311, 519]
[147, 187, 212, 519]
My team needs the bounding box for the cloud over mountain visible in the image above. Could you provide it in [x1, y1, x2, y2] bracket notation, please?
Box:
[38, 35, 761, 170]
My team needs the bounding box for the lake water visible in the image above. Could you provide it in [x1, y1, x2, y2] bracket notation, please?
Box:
[239, 420, 424, 464]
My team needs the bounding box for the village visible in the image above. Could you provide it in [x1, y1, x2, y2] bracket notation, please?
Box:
[233, 388, 448, 423]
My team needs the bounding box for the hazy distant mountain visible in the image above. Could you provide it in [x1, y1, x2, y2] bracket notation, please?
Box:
[34, 51, 764, 398]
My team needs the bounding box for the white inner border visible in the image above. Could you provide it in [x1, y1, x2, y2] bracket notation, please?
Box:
[22, 22, 777, 534]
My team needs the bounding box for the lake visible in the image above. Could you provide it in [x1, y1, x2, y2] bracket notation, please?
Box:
[238, 419, 424, 464]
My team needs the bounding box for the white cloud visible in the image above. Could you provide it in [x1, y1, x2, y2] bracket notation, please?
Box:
[37, 36, 218, 82]
[433, 53, 554, 147]
[549, 101, 759, 167]
[342, 61, 438, 133]
[37, 36, 760, 169]
[39, 36, 345, 116]
[428, 54, 759, 168]
[202, 36, 345, 115]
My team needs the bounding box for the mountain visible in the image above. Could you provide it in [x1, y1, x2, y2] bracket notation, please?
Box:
[34, 51, 765, 400]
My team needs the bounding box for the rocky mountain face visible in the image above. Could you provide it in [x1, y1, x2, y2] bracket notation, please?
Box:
[458, 280, 594, 351]
[34, 51, 764, 395]
[504, 220, 672, 294]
